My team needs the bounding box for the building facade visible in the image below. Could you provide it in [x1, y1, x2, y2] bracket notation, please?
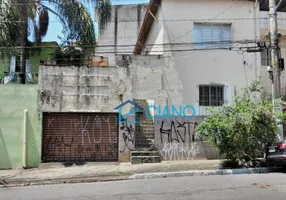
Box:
[3, 0, 286, 169]
[96, 0, 262, 116]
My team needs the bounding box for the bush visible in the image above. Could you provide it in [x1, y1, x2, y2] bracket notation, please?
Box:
[196, 81, 284, 166]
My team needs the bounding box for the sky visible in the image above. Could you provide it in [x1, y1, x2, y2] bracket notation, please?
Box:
[41, 0, 150, 43]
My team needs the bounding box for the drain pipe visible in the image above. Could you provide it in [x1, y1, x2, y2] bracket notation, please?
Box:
[23, 110, 28, 168]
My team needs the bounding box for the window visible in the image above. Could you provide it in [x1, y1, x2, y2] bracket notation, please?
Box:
[199, 85, 224, 106]
[261, 49, 270, 66]
[194, 23, 231, 49]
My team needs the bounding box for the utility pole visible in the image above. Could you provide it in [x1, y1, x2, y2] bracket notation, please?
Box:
[269, 0, 283, 140]
[269, 0, 280, 99]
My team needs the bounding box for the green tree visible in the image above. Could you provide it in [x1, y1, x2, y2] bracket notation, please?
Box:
[0, 0, 111, 83]
[196, 80, 285, 167]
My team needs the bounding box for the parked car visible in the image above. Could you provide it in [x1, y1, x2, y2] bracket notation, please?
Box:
[266, 140, 286, 167]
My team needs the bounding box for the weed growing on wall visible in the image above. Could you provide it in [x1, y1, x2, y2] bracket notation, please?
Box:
[196, 80, 285, 166]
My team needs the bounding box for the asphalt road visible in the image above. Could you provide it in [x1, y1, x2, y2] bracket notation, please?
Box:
[1, 173, 286, 200]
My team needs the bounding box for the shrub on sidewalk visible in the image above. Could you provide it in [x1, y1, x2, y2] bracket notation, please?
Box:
[196, 80, 285, 167]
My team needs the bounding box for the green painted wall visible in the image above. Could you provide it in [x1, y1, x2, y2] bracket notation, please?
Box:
[0, 42, 58, 84]
[0, 85, 42, 169]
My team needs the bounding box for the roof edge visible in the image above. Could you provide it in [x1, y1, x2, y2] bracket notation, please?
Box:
[133, 0, 161, 55]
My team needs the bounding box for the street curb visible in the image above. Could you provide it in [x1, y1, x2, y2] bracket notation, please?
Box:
[0, 175, 130, 188]
[128, 167, 280, 180]
[0, 167, 281, 188]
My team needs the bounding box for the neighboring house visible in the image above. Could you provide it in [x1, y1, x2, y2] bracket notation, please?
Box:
[0, 41, 58, 84]
[96, 0, 262, 116]
[95, 3, 148, 59]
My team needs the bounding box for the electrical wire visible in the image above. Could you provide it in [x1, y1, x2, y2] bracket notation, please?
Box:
[1, 17, 269, 23]
[0, 39, 259, 49]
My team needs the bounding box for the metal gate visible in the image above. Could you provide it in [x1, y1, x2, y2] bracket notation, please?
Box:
[42, 113, 119, 162]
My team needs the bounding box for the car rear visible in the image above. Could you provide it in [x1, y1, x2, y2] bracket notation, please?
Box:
[266, 140, 286, 167]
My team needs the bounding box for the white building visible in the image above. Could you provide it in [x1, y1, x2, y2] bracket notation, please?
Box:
[96, 0, 272, 117]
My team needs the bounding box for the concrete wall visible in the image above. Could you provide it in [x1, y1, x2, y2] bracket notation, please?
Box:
[38, 64, 140, 162]
[38, 56, 183, 114]
[38, 55, 221, 161]
[0, 85, 41, 169]
[155, 116, 220, 160]
[38, 65, 130, 113]
[95, 4, 148, 59]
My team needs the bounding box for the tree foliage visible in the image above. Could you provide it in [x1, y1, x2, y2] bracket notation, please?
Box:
[0, 0, 112, 57]
[196, 81, 285, 165]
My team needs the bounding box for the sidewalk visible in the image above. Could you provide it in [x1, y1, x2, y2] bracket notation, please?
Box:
[0, 160, 280, 188]
[0, 160, 220, 187]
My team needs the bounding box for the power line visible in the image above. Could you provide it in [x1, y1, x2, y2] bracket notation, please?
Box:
[0, 17, 269, 23]
[0, 39, 258, 49]
[0, 46, 259, 54]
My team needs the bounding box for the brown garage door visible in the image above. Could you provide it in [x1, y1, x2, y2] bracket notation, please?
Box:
[42, 113, 119, 162]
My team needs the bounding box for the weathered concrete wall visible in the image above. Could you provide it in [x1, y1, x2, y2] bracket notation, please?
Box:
[0, 85, 41, 169]
[38, 56, 182, 114]
[95, 4, 148, 61]
[118, 114, 136, 162]
[115, 55, 184, 108]
[39, 65, 132, 114]
[38, 55, 221, 161]
[39, 65, 141, 162]
[155, 116, 220, 160]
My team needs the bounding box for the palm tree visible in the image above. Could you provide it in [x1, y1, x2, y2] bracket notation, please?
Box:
[0, 0, 112, 84]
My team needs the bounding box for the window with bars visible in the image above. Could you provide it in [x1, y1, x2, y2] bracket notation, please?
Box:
[199, 85, 224, 106]
[194, 23, 231, 49]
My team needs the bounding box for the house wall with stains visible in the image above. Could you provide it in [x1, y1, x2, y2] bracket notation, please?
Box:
[95, 3, 148, 61]
[38, 55, 220, 162]
[143, 0, 261, 116]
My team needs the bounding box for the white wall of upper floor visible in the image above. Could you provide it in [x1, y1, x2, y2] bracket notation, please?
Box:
[143, 0, 260, 114]
[145, 0, 260, 54]
[94, 0, 286, 115]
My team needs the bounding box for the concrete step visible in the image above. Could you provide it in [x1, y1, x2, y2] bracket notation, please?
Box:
[135, 100, 149, 104]
[135, 140, 154, 145]
[137, 125, 155, 128]
[135, 136, 154, 140]
[131, 156, 161, 164]
[135, 147, 156, 151]
[135, 129, 155, 133]
[135, 142, 154, 147]
[136, 132, 154, 135]
[135, 103, 149, 108]
[136, 127, 155, 131]
[138, 122, 155, 126]
[131, 151, 160, 157]
[137, 117, 154, 121]
[136, 133, 154, 137]
[135, 144, 154, 149]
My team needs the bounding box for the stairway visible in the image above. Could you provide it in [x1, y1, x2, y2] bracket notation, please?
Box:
[131, 151, 161, 164]
[130, 99, 161, 164]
